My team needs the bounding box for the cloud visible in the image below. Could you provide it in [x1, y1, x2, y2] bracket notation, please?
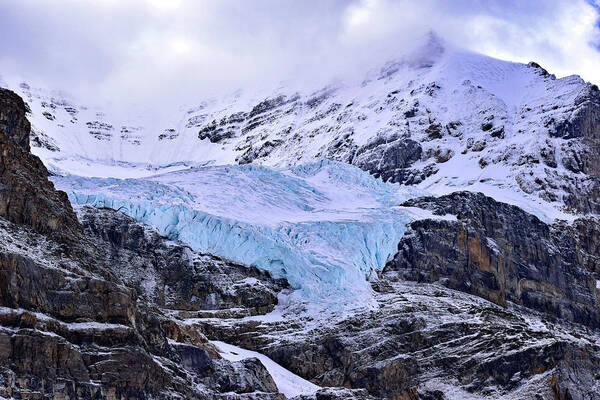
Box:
[0, 0, 599, 110]
[340, 0, 600, 83]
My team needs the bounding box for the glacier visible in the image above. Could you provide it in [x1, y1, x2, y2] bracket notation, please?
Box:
[53, 160, 426, 307]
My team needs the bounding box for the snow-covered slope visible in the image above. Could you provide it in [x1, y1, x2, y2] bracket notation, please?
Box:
[9, 33, 600, 217]
[9, 32, 597, 310]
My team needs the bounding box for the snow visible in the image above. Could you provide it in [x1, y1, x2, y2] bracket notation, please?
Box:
[65, 322, 130, 330]
[395, 206, 457, 221]
[53, 160, 421, 308]
[8, 35, 591, 224]
[211, 340, 320, 398]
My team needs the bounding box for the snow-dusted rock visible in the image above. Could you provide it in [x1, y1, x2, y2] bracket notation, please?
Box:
[52, 160, 419, 308]
[384, 191, 600, 328]
[3, 31, 600, 400]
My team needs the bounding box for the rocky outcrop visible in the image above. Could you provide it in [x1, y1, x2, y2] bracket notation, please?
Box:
[383, 191, 600, 328]
[351, 135, 429, 184]
[0, 211, 287, 399]
[79, 206, 288, 317]
[549, 84, 600, 142]
[295, 388, 376, 400]
[0, 88, 81, 242]
[0, 88, 287, 399]
[197, 280, 600, 400]
[0, 88, 30, 151]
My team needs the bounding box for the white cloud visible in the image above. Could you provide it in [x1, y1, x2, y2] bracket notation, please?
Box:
[0, 0, 599, 109]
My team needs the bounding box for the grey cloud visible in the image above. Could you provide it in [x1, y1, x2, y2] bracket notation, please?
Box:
[1, 0, 599, 110]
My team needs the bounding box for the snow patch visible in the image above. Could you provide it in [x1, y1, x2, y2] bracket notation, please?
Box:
[211, 340, 319, 398]
[53, 161, 419, 308]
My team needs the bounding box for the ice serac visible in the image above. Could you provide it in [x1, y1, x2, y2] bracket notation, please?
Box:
[53, 160, 418, 306]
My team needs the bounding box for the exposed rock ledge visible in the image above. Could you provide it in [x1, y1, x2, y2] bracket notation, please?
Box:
[383, 191, 600, 328]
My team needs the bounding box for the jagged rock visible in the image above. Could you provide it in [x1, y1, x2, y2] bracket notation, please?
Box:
[489, 125, 504, 138]
[294, 387, 377, 399]
[209, 358, 279, 394]
[383, 191, 600, 328]
[78, 206, 288, 315]
[425, 123, 442, 140]
[540, 144, 557, 168]
[237, 139, 284, 165]
[200, 279, 600, 400]
[0, 209, 288, 398]
[30, 126, 60, 151]
[352, 135, 423, 184]
[549, 85, 600, 140]
[198, 113, 245, 143]
[481, 122, 493, 132]
[0, 252, 136, 324]
[0, 88, 30, 151]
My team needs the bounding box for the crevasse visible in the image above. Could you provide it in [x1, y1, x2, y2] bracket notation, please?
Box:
[52, 160, 420, 305]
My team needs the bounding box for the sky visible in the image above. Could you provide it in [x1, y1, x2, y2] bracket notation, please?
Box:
[1, 0, 600, 108]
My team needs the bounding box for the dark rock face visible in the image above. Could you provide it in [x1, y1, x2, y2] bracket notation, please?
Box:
[0, 88, 31, 151]
[199, 280, 600, 400]
[237, 139, 284, 165]
[0, 216, 285, 399]
[550, 85, 600, 141]
[79, 206, 288, 316]
[296, 388, 377, 400]
[0, 89, 81, 242]
[545, 85, 600, 214]
[198, 94, 301, 147]
[383, 191, 600, 328]
[0, 251, 136, 324]
[199, 112, 246, 143]
[0, 208, 286, 399]
[352, 136, 428, 184]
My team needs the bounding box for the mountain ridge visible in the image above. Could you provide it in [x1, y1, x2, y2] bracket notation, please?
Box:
[5, 34, 600, 220]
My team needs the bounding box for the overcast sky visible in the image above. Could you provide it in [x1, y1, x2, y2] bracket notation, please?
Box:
[1, 0, 599, 108]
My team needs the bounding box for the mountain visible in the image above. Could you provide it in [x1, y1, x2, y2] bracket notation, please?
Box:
[1, 33, 600, 399]
[11, 33, 600, 220]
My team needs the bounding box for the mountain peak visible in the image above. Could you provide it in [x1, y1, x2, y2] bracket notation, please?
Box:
[410, 30, 446, 66]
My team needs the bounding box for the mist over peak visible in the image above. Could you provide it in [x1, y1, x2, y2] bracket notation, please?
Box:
[1, 0, 599, 112]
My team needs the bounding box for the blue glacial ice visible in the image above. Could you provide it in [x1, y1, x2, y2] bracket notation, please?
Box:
[52, 160, 425, 306]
